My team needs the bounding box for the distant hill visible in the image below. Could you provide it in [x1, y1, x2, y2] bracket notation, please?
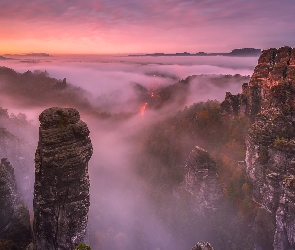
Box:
[0, 56, 11, 60]
[4, 53, 51, 57]
[129, 48, 261, 57]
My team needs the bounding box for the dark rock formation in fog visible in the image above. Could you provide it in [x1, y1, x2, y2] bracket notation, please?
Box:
[33, 107, 93, 250]
[222, 46, 295, 249]
[183, 146, 222, 215]
[220, 83, 249, 117]
[191, 242, 214, 250]
[0, 107, 36, 209]
[0, 158, 31, 249]
[54, 78, 67, 89]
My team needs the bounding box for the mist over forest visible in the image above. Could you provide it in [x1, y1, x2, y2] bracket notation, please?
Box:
[0, 54, 259, 249]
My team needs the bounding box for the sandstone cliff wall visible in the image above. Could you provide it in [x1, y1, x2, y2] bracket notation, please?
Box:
[221, 46, 295, 249]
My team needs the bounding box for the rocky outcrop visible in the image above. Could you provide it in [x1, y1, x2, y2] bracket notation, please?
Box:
[221, 46, 295, 121]
[245, 47, 295, 250]
[33, 107, 93, 250]
[54, 78, 67, 89]
[0, 158, 32, 249]
[220, 83, 249, 117]
[183, 146, 222, 215]
[0, 106, 37, 209]
[222, 46, 295, 249]
[191, 242, 214, 250]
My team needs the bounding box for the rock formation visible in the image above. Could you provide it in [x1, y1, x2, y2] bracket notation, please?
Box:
[221, 46, 295, 249]
[221, 46, 295, 121]
[33, 107, 93, 250]
[191, 242, 214, 250]
[0, 106, 37, 209]
[0, 158, 31, 249]
[220, 83, 249, 117]
[183, 146, 222, 215]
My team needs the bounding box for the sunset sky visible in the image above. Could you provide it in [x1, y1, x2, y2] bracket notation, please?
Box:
[0, 0, 294, 54]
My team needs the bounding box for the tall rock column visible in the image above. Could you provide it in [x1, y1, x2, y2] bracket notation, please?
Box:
[33, 107, 93, 250]
[183, 146, 223, 215]
[0, 158, 32, 249]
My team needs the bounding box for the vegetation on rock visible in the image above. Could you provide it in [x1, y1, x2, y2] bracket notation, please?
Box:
[75, 243, 91, 250]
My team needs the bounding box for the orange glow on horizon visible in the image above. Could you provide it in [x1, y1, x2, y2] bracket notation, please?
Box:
[0, 39, 125, 55]
[0, 28, 217, 55]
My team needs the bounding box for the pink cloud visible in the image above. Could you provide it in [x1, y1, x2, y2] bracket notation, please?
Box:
[0, 0, 294, 54]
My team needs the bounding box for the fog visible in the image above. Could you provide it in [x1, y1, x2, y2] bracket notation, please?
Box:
[0, 54, 258, 249]
[86, 114, 184, 249]
[1, 55, 254, 116]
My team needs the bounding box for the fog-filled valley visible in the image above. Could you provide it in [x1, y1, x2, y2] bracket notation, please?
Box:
[0, 54, 259, 249]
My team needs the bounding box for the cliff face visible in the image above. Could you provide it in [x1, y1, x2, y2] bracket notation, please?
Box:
[222, 46, 295, 249]
[33, 107, 93, 250]
[221, 46, 295, 121]
[183, 146, 222, 215]
[246, 47, 295, 250]
[0, 158, 31, 249]
[0, 108, 36, 207]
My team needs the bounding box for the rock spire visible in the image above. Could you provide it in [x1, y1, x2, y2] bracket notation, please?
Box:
[33, 107, 93, 250]
[0, 158, 31, 249]
[183, 146, 222, 215]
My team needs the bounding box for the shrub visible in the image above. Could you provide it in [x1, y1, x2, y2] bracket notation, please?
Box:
[75, 243, 91, 250]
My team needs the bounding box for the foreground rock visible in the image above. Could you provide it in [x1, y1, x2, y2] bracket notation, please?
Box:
[191, 242, 214, 250]
[222, 46, 295, 249]
[33, 107, 93, 250]
[0, 158, 31, 249]
[183, 146, 222, 215]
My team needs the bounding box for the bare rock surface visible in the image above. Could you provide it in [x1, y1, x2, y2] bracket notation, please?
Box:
[222, 46, 295, 249]
[191, 242, 214, 250]
[183, 146, 222, 215]
[33, 107, 92, 250]
[0, 158, 31, 249]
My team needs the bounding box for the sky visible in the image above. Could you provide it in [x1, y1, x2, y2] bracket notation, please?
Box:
[0, 0, 295, 54]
